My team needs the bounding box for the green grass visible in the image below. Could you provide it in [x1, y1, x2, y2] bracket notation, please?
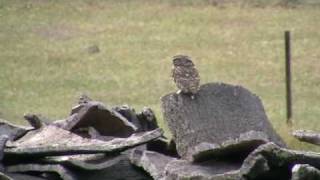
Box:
[1, 0, 320, 151]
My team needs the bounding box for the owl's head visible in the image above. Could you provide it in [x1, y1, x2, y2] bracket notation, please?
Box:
[172, 55, 194, 67]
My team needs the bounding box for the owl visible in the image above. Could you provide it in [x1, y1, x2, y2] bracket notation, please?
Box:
[172, 55, 200, 98]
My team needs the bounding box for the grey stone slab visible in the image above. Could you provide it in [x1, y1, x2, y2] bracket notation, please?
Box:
[130, 149, 176, 179]
[0, 119, 31, 141]
[5, 125, 163, 157]
[239, 143, 320, 180]
[291, 164, 320, 180]
[164, 159, 241, 180]
[293, 130, 320, 146]
[161, 82, 285, 161]
[6, 164, 76, 180]
[43, 153, 126, 170]
[57, 101, 137, 138]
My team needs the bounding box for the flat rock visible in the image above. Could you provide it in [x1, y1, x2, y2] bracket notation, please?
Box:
[292, 130, 320, 146]
[6, 164, 76, 180]
[43, 153, 127, 170]
[114, 105, 159, 132]
[164, 159, 241, 180]
[5, 125, 163, 157]
[163, 143, 320, 180]
[161, 82, 285, 161]
[0, 172, 13, 180]
[65, 101, 137, 138]
[291, 164, 320, 180]
[75, 158, 152, 180]
[0, 119, 31, 141]
[130, 149, 176, 179]
[239, 142, 320, 180]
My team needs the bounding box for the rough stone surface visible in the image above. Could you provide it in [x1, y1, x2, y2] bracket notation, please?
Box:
[291, 164, 320, 180]
[6, 164, 76, 180]
[5, 125, 163, 157]
[75, 158, 152, 180]
[164, 159, 241, 180]
[130, 149, 175, 179]
[0, 119, 31, 141]
[23, 114, 48, 129]
[239, 142, 320, 180]
[43, 153, 126, 170]
[161, 82, 285, 160]
[67, 101, 137, 138]
[293, 130, 320, 146]
[114, 105, 159, 132]
[189, 131, 270, 162]
[0, 135, 9, 161]
[0, 172, 13, 180]
[113, 105, 142, 131]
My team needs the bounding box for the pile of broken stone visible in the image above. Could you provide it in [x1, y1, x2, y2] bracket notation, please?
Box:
[1, 82, 320, 180]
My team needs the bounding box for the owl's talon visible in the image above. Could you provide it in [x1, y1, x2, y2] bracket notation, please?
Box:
[176, 90, 182, 95]
[191, 95, 195, 100]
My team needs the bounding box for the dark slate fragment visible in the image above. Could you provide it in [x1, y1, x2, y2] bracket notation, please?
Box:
[0, 172, 13, 180]
[0, 119, 31, 141]
[161, 82, 285, 161]
[23, 114, 48, 129]
[0, 135, 9, 161]
[292, 130, 320, 146]
[113, 105, 142, 131]
[239, 143, 320, 180]
[113, 105, 159, 132]
[6, 164, 76, 180]
[68, 101, 137, 138]
[189, 131, 269, 162]
[164, 159, 241, 180]
[43, 153, 126, 170]
[130, 149, 175, 179]
[137, 107, 158, 132]
[75, 158, 152, 180]
[291, 164, 320, 180]
[5, 125, 163, 157]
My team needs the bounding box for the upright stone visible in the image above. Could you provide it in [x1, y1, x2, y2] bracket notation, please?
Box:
[161, 83, 285, 161]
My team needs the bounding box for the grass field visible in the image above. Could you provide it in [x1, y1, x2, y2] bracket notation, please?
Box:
[1, 0, 320, 150]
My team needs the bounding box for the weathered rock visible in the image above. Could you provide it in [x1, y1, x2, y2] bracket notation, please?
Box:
[189, 131, 270, 162]
[6, 164, 76, 180]
[7, 173, 48, 180]
[114, 105, 159, 132]
[0, 119, 31, 141]
[146, 138, 179, 157]
[130, 149, 176, 179]
[164, 159, 241, 180]
[0, 172, 13, 180]
[0, 135, 9, 161]
[161, 82, 285, 161]
[66, 101, 137, 138]
[43, 153, 126, 170]
[75, 158, 152, 180]
[292, 130, 320, 146]
[5, 125, 163, 157]
[239, 142, 320, 180]
[113, 105, 142, 131]
[162, 143, 320, 180]
[23, 114, 48, 129]
[291, 164, 320, 180]
[137, 107, 158, 132]
[86, 126, 114, 141]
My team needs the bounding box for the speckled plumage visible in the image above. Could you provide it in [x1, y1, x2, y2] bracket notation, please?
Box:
[172, 55, 200, 95]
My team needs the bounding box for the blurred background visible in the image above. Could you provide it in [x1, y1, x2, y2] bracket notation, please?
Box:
[0, 0, 320, 150]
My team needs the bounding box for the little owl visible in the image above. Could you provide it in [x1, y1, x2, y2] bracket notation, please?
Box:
[172, 55, 200, 98]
